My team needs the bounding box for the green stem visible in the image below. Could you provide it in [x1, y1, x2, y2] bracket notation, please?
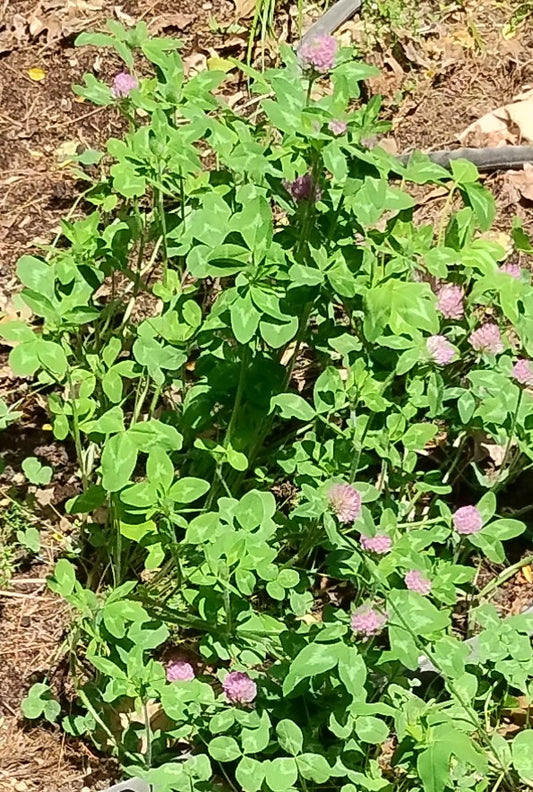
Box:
[495, 387, 523, 490]
[477, 553, 533, 600]
[143, 699, 153, 768]
[67, 371, 89, 489]
[225, 345, 249, 448]
[437, 185, 456, 246]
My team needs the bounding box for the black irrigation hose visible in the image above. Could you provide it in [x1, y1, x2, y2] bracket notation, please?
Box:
[301, 0, 362, 43]
[399, 145, 533, 173]
[299, 0, 533, 172]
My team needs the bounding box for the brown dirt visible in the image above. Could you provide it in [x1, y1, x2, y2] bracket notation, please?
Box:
[1, 0, 533, 788]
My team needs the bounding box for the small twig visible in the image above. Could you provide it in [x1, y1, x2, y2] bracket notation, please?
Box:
[50, 105, 107, 130]
[0, 589, 45, 599]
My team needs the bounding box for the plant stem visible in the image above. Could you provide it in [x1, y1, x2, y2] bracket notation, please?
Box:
[143, 699, 153, 768]
[495, 387, 523, 490]
[477, 553, 533, 600]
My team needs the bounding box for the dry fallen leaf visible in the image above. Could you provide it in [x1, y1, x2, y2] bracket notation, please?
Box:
[182, 52, 208, 77]
[148, 13, 195, 34]
[234, 0, 256, 19]
[27, 66, 46, 81]
[505, 164, 533, 203]
[459, 88, 533, 145]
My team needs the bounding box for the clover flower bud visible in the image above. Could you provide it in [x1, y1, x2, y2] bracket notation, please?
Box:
[166, 660, 195, 682]
[299, 35, 337, 73]
[427, 335, 455, 365]
[436, 284, 464, 319]
[360, 534, 392, 554]
[453, 505, 483, 535]
[469, 323, 503, 355]
[112, 71, 138, 98]
[351, 604, 387, 636]
[405, 569, 432, 595]
[222, 671, 257, 704]
[327, 483, 361, 523]
[512, 358, 533, 386]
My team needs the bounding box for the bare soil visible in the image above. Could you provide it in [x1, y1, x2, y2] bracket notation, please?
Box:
[1, 0, 533, 788]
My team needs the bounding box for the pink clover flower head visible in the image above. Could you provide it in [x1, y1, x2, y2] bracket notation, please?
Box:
[512, 358, 533, 386]
[327, 483, 361, 523]
[405, 569, 432, 595]
[166, 660, 195, 682]
[112, 71, 139, 98]
[453, 505, 483, 535]
[499, 262, 522, 280]
[437, 283, 464, 319]
[426, 335, 455, 365]
[283, 173, 322, 203]
[328, 119, 347, 135]
[222, 671, 257, 704]
[469, 323, 503, 355]
[351, 604, 387, 636]
[299, 34, 337, 73]
[360, 533, 392, 554]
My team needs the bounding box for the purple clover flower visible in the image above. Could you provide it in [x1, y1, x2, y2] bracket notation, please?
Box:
[111, 71, 138, 98]
[166, 660, 195, 682]
[360, 534, 392, 554]
[436, 284, 464, 320]
[405, 569, 432, 595]
[426, 335, 455, 365]
[469, 323, 503, 355]
[328, 120, 347, 135]
[350, 604, 387, 637]
[499, 262, 522, 280]
[283, 173, 322, 203]
[453, 505, 483, 535]
[222, 671, 257, 704]
[299, 34, 337, 73]
[512, 358, 533, 386]
[327, 483, 361, 523]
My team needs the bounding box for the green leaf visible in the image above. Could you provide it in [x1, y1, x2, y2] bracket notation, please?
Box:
[17, 256, 54, 297]
[388, 590, 450, 636]
[364, 281, 438, 342]
[260, 317, 298, 348]
[485, 518, 525, 540]
[512, 731, 533, 782]
[236, 757, 265, 792]
[230, 292, 261, 344]
[450, 158, 479, 184]
[101, 432, 138, 492]
[48, 559, 76, 597]
[81, 405, 125, 435]
[417, 742, 451, 792]
[9, 341, 41, 377]
[242, 711, 271, 754]
[296, 753, 332, 783]
[276, 720, 303, 756]
[21, 683, 60, 723]
[110, 162, 146, 198]
[283, 642, 339, 694]
[271, 393, 315, 421]
[208, 736, 242, 762]
[66, 485, 106, 514]
[265, 757, 298, 792]
[169, 477, 210, 503]
[128, 420, 183, 451]
[403, 422, 438, 451]
[336, 644, 367, 699]
[22, 456, 52, 485]
[461, 182, 495, 231]
[476, 490, 496, 523]
[355, 716, 389, 744]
